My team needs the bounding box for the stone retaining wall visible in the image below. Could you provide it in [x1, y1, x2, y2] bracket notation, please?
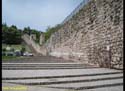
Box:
[45, 0, 123, 69]
[22, 34, 47, 55]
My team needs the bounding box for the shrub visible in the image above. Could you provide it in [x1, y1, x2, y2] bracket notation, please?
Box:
[21, 47, 26, 56]
[2, 48, 6, 52]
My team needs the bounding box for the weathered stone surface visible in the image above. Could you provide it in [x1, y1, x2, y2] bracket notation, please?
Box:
[43, 0, 123, 69]
[40, 33, 45, 45]
[22, 34, 47, 55]
[30, 34, 36, 40]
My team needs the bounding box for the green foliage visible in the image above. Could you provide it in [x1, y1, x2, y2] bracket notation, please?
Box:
[10, 48, 15, 52]
[2, 56, 18, 60]
[31, 29, 41, 43]
[2, 24, 22, 44]
[21, 47, 26, 53]
[23, 27, 41, 44]
[23, 27, 31, 35]
[2, 56, 25, 61]
[2, 23, 61, 45]
[44, 24, 61, 42]
[2, 48, 6, 52]
[20, 46, 26, 55]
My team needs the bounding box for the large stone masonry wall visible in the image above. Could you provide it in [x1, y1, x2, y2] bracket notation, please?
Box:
[45, 0, 123, 69]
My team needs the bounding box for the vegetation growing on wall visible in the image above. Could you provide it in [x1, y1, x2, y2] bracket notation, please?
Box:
[44, 24, 61, 42]
[23, 27, 41, 43]
[31, 29, 41, 43]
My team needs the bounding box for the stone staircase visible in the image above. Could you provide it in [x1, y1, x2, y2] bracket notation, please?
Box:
[2, 63, 123, 91]
[22, 41, 41, 56]
[21, 34, 44, 56]
[2, 63, 97, 70]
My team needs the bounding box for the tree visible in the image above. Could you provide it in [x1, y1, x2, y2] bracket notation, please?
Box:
[2, 24, 22, 44]
[22, 27, 41, 43]
[2, 23, 8, 43]
[20, 47, 26, 56]
[30, 29, 41, 43]
[44, 24, 61, 42]
[23, 26, 31, 35]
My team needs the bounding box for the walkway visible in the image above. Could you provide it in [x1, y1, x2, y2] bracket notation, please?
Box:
[2, 59, 123, 91]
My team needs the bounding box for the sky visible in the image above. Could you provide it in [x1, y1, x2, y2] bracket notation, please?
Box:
[2, 0, 83, 32]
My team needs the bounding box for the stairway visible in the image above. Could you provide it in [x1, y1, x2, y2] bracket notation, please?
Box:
[21, 34, 42, 56]
[22, 41, 41, 56]
[2, 63, 123, 91]
[2, 63, 98, 70]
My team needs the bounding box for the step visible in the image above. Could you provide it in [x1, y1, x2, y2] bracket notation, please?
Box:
[3, 73, 123, 84]
[2, 66, 89, 68]
[2, 72, 123, 80]
[2, 67, 123, 91]
[2, 68, 122, 78]
[2, 64, 93, 67]
[2, 67, 97, 70]
[2, 71, 122, 80]
[2, 82, 123, 91]
[3, 78, 123, 90]
[78, 86, 123, 91]
[2, 63, 98, 70]
[43, 79, 123, 90]
[2, 63, 87, 65]
[2, 63, 89, 65]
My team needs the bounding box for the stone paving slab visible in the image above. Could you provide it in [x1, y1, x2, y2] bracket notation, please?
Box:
[2, 63, 97, 70]
[2, 83, 64, 91]
[2, 68, 122, 78]
[44, 79, 123, 88]
[3, 73, 123, 83]
[2, 63, 123, 91]
[80, 86, 123, 91]
[2, 82, 123, 91]
[2, 63, 89, 64]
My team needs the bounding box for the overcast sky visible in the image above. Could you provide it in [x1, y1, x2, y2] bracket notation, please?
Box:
[2, 0, 83, 32]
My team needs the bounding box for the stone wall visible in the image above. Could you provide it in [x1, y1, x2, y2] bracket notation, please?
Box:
[45, 0, 123, 69]
[30, 34, 36, 41]
[39, 33, 45, 45]
[22, 34, 47, 55]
